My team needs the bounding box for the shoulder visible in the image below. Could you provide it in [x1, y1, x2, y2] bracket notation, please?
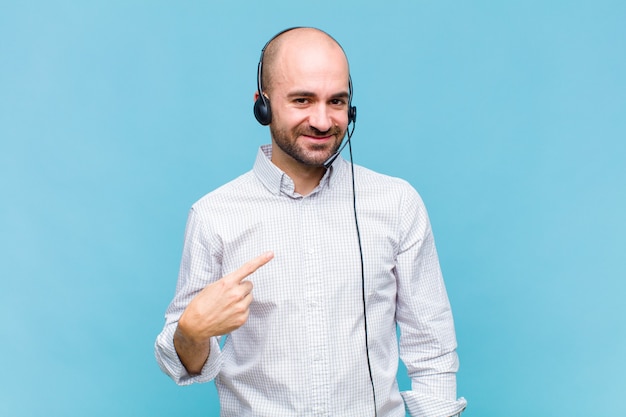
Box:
[346, 163, 433, 243]
[190, 170, 258, 216]
[353, 164, 412, 187]
[351, 163, 425, 209]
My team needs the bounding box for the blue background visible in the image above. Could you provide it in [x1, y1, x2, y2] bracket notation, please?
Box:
[1, 1, 624, 416]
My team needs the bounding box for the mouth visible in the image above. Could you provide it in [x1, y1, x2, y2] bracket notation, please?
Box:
[302, 134, 334, 141]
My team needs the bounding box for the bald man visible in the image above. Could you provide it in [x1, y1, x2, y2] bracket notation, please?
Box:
[156, 27, 466, 417]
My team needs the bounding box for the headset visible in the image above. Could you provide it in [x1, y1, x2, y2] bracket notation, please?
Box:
[253, 28, 377, 417]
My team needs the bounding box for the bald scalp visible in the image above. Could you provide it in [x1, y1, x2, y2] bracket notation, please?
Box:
[261, 28, 349, 95]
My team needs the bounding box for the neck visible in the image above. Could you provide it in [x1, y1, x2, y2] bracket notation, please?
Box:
[271, 153, 326, 196]
[292, 167, 326, 196]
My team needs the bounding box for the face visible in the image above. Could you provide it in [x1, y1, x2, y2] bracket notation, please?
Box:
[266, 38, 350, 169]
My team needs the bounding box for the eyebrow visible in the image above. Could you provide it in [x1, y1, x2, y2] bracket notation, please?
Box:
[287, 91, 349, 99]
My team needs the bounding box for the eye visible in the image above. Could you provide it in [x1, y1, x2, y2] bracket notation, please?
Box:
[293, 98, 310, 105]
[330, 98, 347, 106]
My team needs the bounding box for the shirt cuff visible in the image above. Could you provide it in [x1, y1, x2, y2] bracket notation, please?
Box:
[401, 391, 467, 417]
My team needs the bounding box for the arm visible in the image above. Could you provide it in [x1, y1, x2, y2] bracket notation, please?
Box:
[395, 187, 467, 416]
[173, 251, 274, 375]
[154, 207, 273, 384]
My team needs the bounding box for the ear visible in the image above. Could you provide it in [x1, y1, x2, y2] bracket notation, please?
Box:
[254, 91, 260, 101]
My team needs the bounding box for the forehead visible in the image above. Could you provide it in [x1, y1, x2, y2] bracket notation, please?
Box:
[271, 34, 350, 94]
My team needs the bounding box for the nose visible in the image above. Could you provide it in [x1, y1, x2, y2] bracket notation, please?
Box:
[308, 103, 333, 133]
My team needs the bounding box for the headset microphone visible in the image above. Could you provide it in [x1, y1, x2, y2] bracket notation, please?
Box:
[323, 116, 356, 169]
[323, 143, 347, 169]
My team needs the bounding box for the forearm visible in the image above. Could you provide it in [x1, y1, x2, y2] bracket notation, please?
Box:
[155, 319, 223, 385]
[173, 320, 211, 375]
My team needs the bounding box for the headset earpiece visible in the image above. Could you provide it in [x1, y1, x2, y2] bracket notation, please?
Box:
[347, 76, 357, 125]
[348, 105, 357, 124]
[254, 94, 272, 126]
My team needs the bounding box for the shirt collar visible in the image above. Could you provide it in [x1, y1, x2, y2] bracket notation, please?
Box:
[253, 144, 348, 197]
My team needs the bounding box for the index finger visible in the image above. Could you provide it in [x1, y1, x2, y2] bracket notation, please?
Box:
[226, 251, 274, 284]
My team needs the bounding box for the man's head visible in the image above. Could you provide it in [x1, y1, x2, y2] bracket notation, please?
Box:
[254, 28, 353, 170]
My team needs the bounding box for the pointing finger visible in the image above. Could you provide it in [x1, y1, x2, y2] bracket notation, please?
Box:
[228, 251, 274, 284]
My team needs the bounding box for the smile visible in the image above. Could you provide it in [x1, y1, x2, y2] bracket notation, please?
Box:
[302, 134, 333, 141]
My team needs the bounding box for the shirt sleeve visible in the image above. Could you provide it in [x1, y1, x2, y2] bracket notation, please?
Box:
[395, 186, 467, 416]
[154, 207, 224, 385]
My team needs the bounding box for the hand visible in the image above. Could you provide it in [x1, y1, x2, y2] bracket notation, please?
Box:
[178, 251, 274, 342]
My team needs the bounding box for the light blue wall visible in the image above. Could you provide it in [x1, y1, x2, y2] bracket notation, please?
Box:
[1, 1, 624, 416]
